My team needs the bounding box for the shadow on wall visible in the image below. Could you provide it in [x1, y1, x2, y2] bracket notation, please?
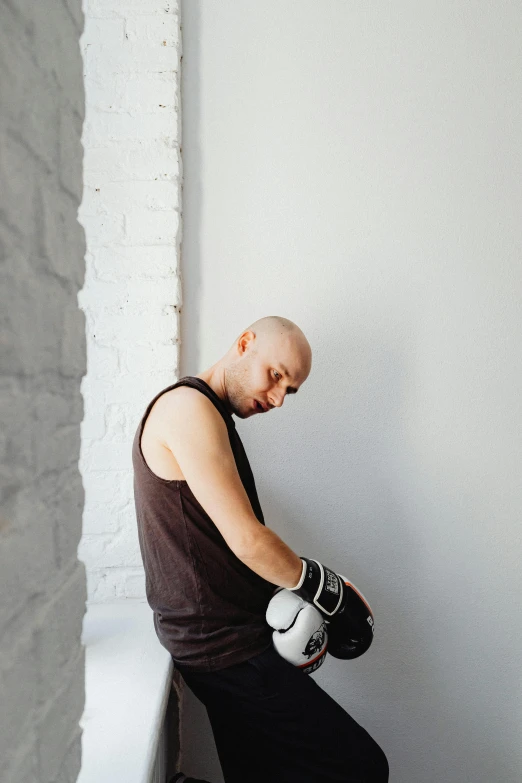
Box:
[179, 0, 203, 378]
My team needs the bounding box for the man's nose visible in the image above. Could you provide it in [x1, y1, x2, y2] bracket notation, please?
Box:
[268, 392, 285, 409]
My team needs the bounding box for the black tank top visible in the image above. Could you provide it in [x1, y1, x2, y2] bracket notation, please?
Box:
[132, 376, 276, 672]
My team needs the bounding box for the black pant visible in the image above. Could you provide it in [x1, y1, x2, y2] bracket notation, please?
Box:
[175, 642, 389, 783]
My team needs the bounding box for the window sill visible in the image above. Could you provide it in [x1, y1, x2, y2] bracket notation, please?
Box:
[78, 599, 175, 783]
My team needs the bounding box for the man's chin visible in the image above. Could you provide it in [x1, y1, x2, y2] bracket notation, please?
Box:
[228, 404, 248, 419]
[235, 403, 257, 419]
[229, 399, 258, 419]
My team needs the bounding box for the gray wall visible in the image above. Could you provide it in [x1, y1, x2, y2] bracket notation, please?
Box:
[180, 2, 522, 781]
[0, 2, 87, 781]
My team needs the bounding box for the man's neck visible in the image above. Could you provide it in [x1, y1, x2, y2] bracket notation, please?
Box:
[194, 368, 231, 412]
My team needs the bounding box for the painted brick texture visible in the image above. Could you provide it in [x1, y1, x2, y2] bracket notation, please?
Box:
[78, 0, 182, 603]
[0, 0, 87, 781]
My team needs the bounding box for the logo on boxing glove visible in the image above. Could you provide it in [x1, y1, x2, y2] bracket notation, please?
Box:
[325, 571, 340, 595]
[303, 621, 327, 659]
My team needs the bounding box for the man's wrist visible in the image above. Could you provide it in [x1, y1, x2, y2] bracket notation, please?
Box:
[288, 557, 307, 590]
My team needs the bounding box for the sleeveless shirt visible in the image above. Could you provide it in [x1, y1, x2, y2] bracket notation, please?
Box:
[132, 376, 276, 672]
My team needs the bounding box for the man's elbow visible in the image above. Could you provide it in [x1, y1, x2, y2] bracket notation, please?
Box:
[233, 523, 266, 563]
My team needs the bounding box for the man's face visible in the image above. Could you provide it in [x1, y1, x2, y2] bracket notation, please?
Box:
[225, 335, 309, 419]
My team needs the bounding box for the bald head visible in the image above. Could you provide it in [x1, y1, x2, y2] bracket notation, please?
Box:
[237, 316, 311, 364]
[218, 316, 312, 419]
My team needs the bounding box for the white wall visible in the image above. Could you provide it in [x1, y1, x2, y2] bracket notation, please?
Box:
[180, 2, 522, 781]
[78, 0, 182, 603]
[0, 1, 87, 780]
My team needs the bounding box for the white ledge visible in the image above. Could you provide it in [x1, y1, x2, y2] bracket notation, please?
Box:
[78, 599, 174, 783]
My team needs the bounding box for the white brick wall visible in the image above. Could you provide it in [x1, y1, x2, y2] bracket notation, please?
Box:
[78, 0, 182, 603]
[0, 1, 87, 780]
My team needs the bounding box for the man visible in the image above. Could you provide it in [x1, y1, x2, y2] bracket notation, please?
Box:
[132, 316, 388, 782]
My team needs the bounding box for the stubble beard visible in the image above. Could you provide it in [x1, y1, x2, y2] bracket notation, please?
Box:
[224, 361, 254, 419]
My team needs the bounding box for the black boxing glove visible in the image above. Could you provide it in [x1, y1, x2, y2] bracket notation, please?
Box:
[289, 557, 375, 660]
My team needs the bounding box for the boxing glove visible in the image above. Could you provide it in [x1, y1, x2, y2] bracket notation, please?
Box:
[289, 557, 375, 660]
[266, 588, 328, 674]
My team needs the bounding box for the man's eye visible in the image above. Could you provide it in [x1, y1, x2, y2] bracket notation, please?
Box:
[273, 371, 281, 380]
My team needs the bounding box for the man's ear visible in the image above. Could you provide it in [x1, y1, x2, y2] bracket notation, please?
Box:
[238, 330, 255, 356]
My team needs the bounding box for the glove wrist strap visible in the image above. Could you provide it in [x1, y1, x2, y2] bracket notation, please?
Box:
[290, 557, 344, 617]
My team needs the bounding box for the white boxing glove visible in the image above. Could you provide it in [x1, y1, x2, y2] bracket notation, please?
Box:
[266, 588, 328, 674]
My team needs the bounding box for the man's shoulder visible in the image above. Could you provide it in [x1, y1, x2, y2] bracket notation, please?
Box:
[153, 384, 221, 425]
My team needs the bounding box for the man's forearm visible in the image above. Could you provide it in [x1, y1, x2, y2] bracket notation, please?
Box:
[238, 525, 303, 588]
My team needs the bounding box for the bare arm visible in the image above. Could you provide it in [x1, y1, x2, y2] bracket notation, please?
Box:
[160, 388, 303, 588]
[238, 524, 303, 588]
